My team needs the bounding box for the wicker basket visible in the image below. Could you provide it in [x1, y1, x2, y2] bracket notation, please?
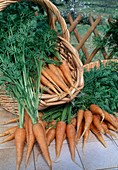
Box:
[84, 59, 118, 71]
[0, 0, 84, 114]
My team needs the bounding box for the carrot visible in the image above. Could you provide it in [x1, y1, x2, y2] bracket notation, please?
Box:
[81, 110, 93, 137]
[40, 75, 59, 94]
[15, 127, 26, 170]
[83, 127, 90, 149]
[45, 67, 70, 93]
[38, 112, 44, 120]
[89, 104, 104, 122]
[76, 121, 84, 142]
[60, 60, 74, 87]
[0, 126, 17, 137]
[24, 111, 30, 143]
[56, 67, 69, 85]
[26, 118, 35, 166]
[46, 127, 56, 146]
[76, 110, 84, 134]
[33, 123, 52, 167]
[0, 132, 15, 144]
[38, 119, 46, 131]
[103, 110, 118, 130]
[71, 117, 77, 127]
[48, 64, 66, 85]
[42, 68, 62, 93]
[0, 117, 19, 125]
[55, 121, 66, 159]
[90, 123, 107, 148]
[107, 122, 117, 132]
[92, 115, 104, 134]
[66, 123, 76, 162]
[109, 114, 117, 122]
[101, 122, 117, 138]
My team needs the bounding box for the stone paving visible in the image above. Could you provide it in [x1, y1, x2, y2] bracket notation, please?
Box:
[0, 107, 118, 170]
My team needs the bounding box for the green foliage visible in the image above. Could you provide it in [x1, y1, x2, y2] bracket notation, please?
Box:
[73, 61, 118, 114]
[0, 1, 60, 125]
[93, 16, 118, 58]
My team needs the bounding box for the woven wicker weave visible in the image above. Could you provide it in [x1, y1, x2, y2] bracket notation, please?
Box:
[84, 59, 118, 71]
[0, 0, 84, 114]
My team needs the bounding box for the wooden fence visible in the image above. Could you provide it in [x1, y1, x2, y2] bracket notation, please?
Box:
[67, 13, 112, 64]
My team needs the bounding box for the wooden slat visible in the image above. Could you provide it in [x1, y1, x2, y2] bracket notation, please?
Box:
[89, 14, 108, 59]
[76, 15, 101, 51]
[68, 13, 89, 59]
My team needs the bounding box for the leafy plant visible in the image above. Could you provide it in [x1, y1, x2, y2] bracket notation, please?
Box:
[0, 1, 60, 127]
[93, 16, 118, 58]
[73, 61, 118, 114]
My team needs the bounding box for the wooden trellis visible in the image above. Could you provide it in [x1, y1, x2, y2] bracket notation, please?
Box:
[67, 13, 111, 64]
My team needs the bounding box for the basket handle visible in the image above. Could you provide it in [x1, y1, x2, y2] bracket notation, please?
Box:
[0, 0, 70, 41]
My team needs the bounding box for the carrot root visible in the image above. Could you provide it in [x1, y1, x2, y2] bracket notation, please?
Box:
[15, 127, 26, 170]
[33, 123, 52, 167]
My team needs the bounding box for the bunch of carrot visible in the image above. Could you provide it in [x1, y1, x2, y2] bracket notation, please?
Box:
[0, 104, 118, 169]
[40, 59, 75, 97]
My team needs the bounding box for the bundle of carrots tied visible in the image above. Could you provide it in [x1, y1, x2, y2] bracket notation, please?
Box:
[0, 103, 118, 170]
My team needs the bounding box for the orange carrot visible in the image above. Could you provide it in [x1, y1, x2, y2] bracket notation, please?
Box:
[24, 111, 30, 143]
[0, 132, 15, 144]
[107, 122, 117, 132]
[83, 127, 90, 149]
[38, 112, 44, 120]
[26, 118, 35, 166]
[71, 117, 77, 127]
[81, 110, 93, 137]
[48, 64, 66, 85]
[90, 123, 107, 148]
[89, 104, 104, 122]
[76, 121, 84, 142]
[55, 121, 66, 159]
[15, 127, 26, 170]
[60, 60, 74, 86]
[109, 114, 117, 122]
[76, 110, 84, 133]
[33, 123, 52, 167]
[45, 67, 70, 93]
[66, 123, 76, 162]
[101, 122, 117, 138]
[0, 117, 19, 125]
[40, 75, 59, 94]
[103, 110, 118, 130]
[56, 67, 69, 85]
[92, 115, 104, 134]
[46, 127, 56, 146]
[42, 68, 62, 93]
[0, 126, 17, 137]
